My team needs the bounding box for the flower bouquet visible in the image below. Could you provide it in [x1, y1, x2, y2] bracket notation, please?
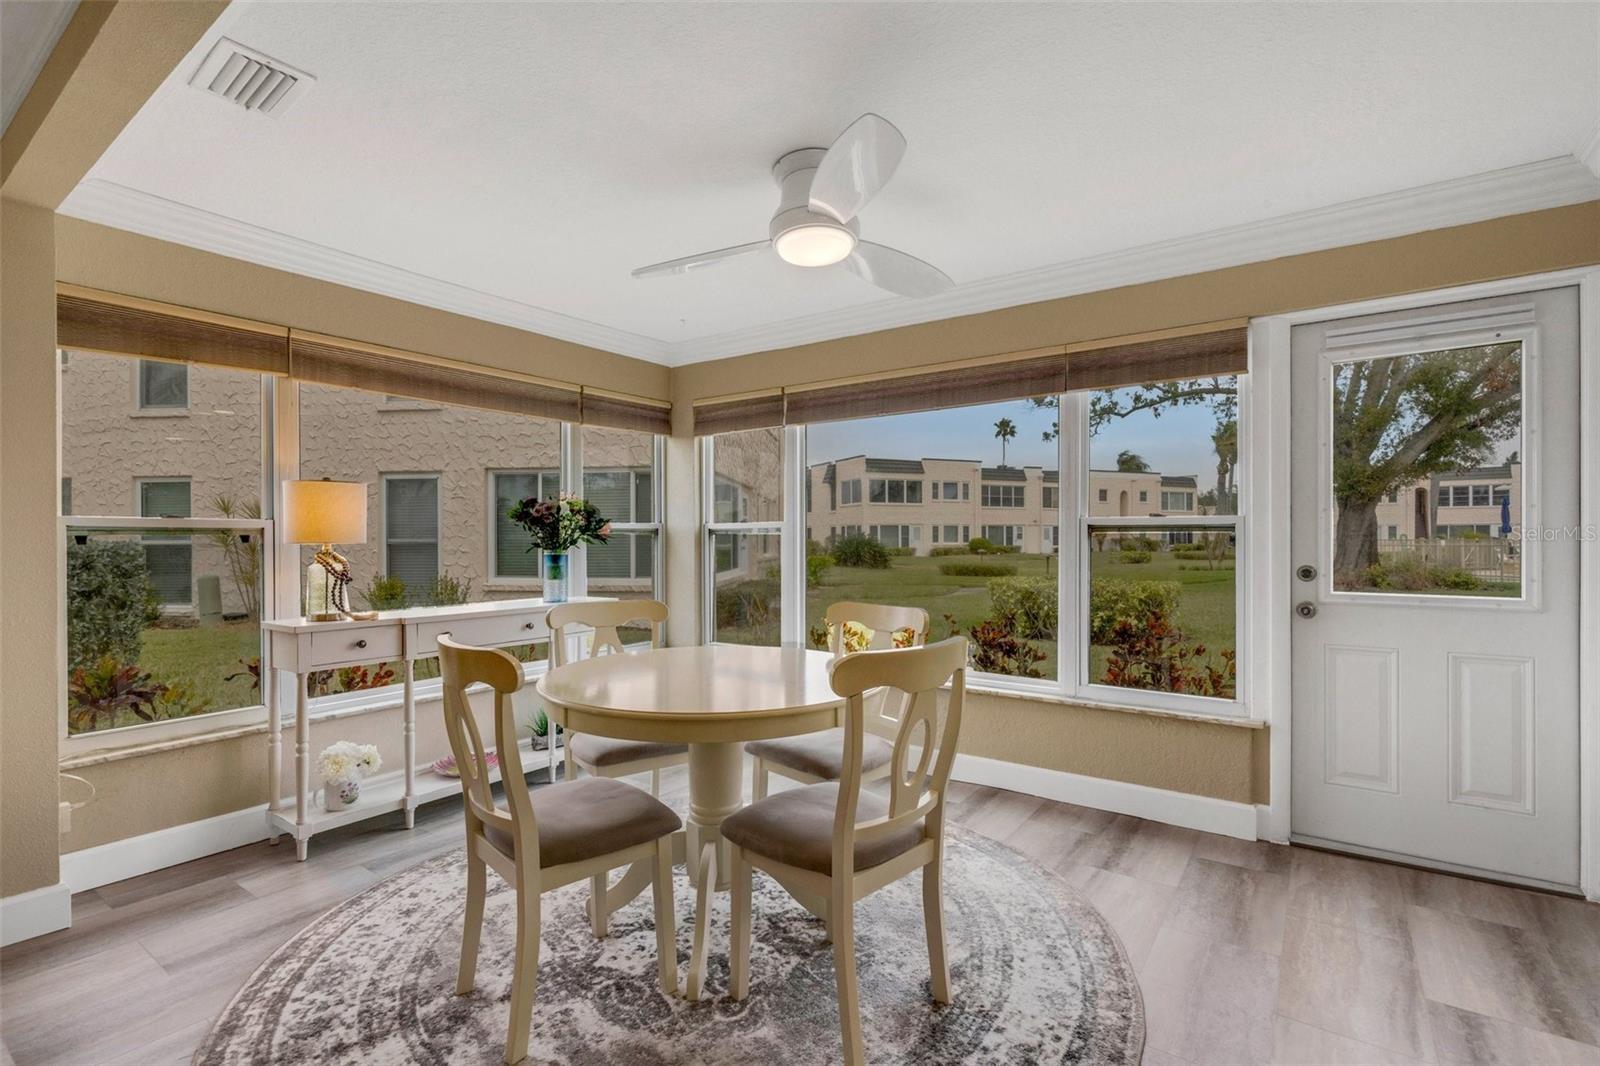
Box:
[505, 493, 611, 603]
[318, 741, 382, 811]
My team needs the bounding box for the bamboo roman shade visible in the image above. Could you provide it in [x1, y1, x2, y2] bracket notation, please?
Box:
[56, 285, 290, 375]
[693, 391, 785, 436]
[707, 324, 1249, 432]
[1063, 326, 1248, 391]
[581, 388, 673, 435]
[289, 331, 584, 422]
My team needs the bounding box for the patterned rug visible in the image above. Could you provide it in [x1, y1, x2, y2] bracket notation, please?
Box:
[195, 828, 1143, 1065]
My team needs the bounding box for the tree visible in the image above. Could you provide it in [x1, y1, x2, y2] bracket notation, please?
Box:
[993, 417, 1017, 465]
[1329, 343, 1520, 576]
[1115, 450, 1150, 472]
[1210, 419, 1238, 514]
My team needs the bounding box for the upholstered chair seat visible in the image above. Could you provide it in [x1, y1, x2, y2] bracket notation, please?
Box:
[720, 781, 922, 875]
[482, 776, 681, 867]
[567, 733, 688, 770]
[745, 729, 893, 783]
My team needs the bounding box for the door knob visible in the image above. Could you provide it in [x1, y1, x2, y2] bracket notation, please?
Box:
[1295, 601, 1317, 619]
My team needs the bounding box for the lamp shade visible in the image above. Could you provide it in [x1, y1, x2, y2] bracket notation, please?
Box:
[283, 479, 368, 545]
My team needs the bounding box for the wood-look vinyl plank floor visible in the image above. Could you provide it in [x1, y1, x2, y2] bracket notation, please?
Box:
[2, 769, 1597, 1066]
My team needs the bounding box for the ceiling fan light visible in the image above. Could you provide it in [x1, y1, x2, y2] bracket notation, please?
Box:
[773, 223, 856, 268]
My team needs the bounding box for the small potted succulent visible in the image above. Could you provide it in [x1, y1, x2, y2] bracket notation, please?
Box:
[505, 493, 611, 603]
[317, 741, 382, 811]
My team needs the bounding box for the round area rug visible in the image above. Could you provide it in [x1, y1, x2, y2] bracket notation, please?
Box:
[195, 828, 1143, 1065]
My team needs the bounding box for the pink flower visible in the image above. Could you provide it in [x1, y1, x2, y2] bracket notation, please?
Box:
[599, 522, 613, 536]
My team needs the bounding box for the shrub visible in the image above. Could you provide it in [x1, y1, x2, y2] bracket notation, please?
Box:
[938, 561, 1017, 578]
[885, 546, 916, 557]
[806, 554, 833, 586]
[1120, 536, 1161, 553]
[929, 547, 970, 557]
[1362, 555, 1484, 592]
[66, 656, 164, 733]
[1119, 550, 1153, 564]
[966, 536, 996, 554]
[988, 576, 1057, 639]
[715, 578, 780, 631]
[419, 571, 473, 607]
[831, 534, 891, 569]
[66, 540, 158, 671]
[943, 613, 1044, 678]
[1089, 579, 1179, 644]
[361, 574, 410, 610]
[1101, 613, 1235, 698]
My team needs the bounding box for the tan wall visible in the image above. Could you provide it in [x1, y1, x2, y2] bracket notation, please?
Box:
[1, 198, 65, 895]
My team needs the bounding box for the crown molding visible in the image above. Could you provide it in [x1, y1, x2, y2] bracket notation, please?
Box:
[669, 156, 1600, 364]
[1579, 122, 1600, 182]
[57, 179, 675, 363]
[60, 157, 1600, 368]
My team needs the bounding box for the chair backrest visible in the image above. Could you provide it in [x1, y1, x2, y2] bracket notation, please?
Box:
[823, 601, 929, 655]
[828, 635, 967, 874]
[547, 599, 667, 666]
[437, 635, 535, 858]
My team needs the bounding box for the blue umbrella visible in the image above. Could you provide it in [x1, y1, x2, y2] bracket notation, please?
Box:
[1499, 493, 1512, 537]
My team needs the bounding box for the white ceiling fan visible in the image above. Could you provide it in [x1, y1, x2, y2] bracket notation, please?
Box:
[632, 114, 954, 298]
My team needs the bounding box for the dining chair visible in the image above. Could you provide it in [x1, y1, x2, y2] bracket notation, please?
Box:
[546, 599, 688, 797]
[746, 601, 928, 801]
[437, 635, 680, 1066]
[722, 635, 968, 1066]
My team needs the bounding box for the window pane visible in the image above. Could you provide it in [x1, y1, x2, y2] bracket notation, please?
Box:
[138, 360, 188, 408]
[805, 397, 1059, 679]
[1090, 375, 1238, 517]
[65, 526, 264, 735]
[61, 351, 263, 519]
[713, 427, 782, 523]
[298, 381, 561, 606]
[1086, 525, 1236, 699]
[1328, 344, 1522, 597]
[712, 532, 781, 646]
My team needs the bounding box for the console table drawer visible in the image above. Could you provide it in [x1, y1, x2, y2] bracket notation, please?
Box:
[410, 613, 549, 654]
[308, 627, 402, 668]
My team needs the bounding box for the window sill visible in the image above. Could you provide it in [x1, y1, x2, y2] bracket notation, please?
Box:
[958, 678, 1263, 729]
[129, 409, 190, 418]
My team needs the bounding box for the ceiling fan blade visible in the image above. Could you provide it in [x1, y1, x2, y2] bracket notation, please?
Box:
[808, 113, 907, 224]
[844, 241, 953, 298]
[631, 241, 769, 278]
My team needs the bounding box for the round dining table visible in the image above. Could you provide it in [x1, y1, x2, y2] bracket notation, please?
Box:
[536, 643, 847, 998]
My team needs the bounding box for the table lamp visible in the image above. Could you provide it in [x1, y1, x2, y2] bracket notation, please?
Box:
[283, 478, 369, 621]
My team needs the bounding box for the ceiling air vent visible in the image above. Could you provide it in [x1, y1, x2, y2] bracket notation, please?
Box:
[187, 38, 313, 117]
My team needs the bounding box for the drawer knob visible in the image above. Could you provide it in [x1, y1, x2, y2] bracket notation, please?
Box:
[523, 621, 535, 630]
[355, 639, 368, 649]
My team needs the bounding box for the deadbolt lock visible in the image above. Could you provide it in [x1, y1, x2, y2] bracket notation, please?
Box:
[1295, 601, 1317, 619]
[1296, 564, 1317, 582]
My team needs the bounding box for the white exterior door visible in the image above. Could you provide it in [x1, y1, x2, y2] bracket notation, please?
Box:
[1289, 287, 1582, 889]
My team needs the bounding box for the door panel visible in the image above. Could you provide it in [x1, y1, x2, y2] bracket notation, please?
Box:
[1290, 287, 1581, 888]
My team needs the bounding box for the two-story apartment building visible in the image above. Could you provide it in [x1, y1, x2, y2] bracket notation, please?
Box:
[1372, 463, 1522, 541]
[805, 456, 1202, 555]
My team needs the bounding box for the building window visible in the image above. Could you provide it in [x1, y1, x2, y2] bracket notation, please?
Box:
[1043, 485, 1059, 509]
[939, 480, 960, 500]
[491, 470, 559, 580]
[1471, 484, 1490, 506]
[137, 359, 188, 410]
[868, 477, 922, 504]
[1451, 485, 1470, 506]
[1085, 374, 1240, 703]
[62, 352, 267, 739]
[582, 424, 661, 600]
[869, 524, 917, 549]
[981, 483, 1024, 507]
[1097, 488, 1108, 502]
[707, 427, 784, 646]
[981, 524, 1023, 547]
[1139, 490, 1148, 503]
[839, 478, 862, 505]
[945, 524, 963, 543]
[383, 475, 440, 592]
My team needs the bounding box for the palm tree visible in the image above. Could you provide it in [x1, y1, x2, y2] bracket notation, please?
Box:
[1116, 450, 1151, 473]
[993, 418, 1017, 466]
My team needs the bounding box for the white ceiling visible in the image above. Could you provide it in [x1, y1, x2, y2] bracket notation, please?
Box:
[62, 2, 1600, 365]
[1, 0, 79, 132]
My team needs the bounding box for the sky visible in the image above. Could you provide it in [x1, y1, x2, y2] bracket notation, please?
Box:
[805, 394, 1227, 479]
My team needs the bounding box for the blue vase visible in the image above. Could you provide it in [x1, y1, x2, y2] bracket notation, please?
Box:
[543, 551, 569, 603]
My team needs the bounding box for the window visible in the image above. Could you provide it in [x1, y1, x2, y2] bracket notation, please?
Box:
[137, 359, 188, 410]
[61, 351, 267, 739]
[1084, 374, 1240, 703]
[1470, 484, 1490, 507]
[383, 476, 440, 591]
[982, 483, 1024, 507]
[839, 478, 862, 505]
[1386, 525, 1398, 540]
[581, 424, 660, 604]
[803, 399, 1058, 679]
[1043, 485, 1059, 509]
[1139, 490, 1148, 503]
[868, 477, 921, 504]
[1492, 485, 1511, 505]
[707, 427, 784, 646]
[1098, 488, 1108, 502]
[491, 470, 559, 580]
[1451, 485, 1470, 507]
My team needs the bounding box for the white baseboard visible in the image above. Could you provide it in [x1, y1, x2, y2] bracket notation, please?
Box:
[0, 882, 72, 946]
[950, 753, 1258, 840]
[60, 804, 270, 895]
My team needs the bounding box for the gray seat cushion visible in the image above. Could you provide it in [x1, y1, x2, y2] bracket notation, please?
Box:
[569, 733, 687, 768]
[745, 728, 893, 781]
[720, 782, 924, 875]
[484, 776, 681, 868]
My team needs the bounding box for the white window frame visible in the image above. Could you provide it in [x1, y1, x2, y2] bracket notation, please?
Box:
[60, 369, 276, 753]
[134, 358, 189, 414]
[583, 434, 665, 595]
[702, 428, 791, 646]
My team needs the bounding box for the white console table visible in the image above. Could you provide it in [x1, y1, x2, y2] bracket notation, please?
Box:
[263, 596, 607, 860]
